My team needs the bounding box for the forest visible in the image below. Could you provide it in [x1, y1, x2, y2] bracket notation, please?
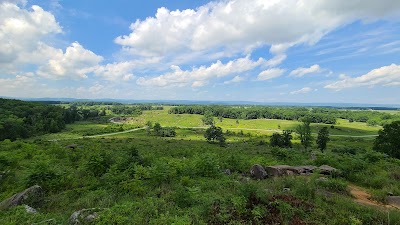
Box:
[169, 105, 400, 125]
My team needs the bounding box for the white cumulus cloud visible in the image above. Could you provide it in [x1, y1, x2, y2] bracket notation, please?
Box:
[115, 0, 400, 60]
[325, 64, 400, 89]
[224, 75, 245, 84]
[289, 64, 322, 77]
[137, 56, 264, 87]
[37, 42, 103, 80]
[0, 2, 62, 69]
[290, 87, 313, 94]
[257, 68, 285, 81]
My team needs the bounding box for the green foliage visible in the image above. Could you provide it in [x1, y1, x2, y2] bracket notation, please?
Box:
[373, 121, 400, 158]
[86, 153, 112, 177]
[316, 127, 330, 152]
[204, 125, 226, 146]
[270, 132, 284, 147]
[296, 120, 313, 150]
[193, 153, 220, 177]
[150, 123, 176, 137]
[1, 105, 400, 224]
[270, 130, 292, 148]
[201, 111, 215, 126]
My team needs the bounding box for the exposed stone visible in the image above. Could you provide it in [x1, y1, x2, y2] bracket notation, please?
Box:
[319, 165, 338, 175]
[224, 169, 232, 175]
[24, 204, 37, 214]
[317, 177, 329, 183]
[69, 208, 102, 225]
[293, 166, 317, 174]
[250, 164, 267, 179]
[265, 165, 294, 177]
[0, 185, 44, 210]
[66, 144, 78, 149]
[283, 188, 291, 192]
[285, 170, 295, 176]
[387, 196, 400, 208]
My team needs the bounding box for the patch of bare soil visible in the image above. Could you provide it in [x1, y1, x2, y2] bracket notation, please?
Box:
[349, 185, 399, 210]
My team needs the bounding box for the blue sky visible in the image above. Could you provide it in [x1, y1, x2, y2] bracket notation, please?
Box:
[1, 0, 400, 104]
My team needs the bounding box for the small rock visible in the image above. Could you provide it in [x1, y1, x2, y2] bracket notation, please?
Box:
[283, 188, 291, 192]
[387, 192, 394, 196]
[69, 208, 102, 225]
[24, 204, 37, 214]
[250, 164, 267, 180]
[286, 170, 295, 176]
[224, 169, 232, 175]
[66, 144, 78, 149]
[387, 196, 400, 208]
[317, 177, 328, 182]
[319, 165, 337, 175]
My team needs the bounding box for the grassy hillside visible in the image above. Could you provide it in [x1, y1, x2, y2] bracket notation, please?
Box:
[1, 106, 400, 224]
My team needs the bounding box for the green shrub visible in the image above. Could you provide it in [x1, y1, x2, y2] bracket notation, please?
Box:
[86, 153, 112, 177]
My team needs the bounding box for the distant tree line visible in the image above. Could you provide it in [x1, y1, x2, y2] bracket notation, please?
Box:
[109, 105, 163, 115]
[169, 105, 400, 125]
[169, 105, 336, 124]
[0, 98, 68, 141]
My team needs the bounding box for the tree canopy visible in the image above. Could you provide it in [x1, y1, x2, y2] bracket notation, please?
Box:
[373, 121, 400, 159]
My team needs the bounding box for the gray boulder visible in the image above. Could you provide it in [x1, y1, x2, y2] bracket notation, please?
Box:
[250, 164, 267, 179]
[265, 165, 295, 177]
[69, 208, 102, 225]
[387, 196, 400, 208]
[319, 165, 337, 175]
[293, 165, 317, 174]
[0, 185, 44, 210]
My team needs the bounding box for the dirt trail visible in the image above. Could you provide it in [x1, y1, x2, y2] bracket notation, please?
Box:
[348, 185, 399, 210]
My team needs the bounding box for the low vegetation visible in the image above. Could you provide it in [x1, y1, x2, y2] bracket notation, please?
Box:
[0, 99, 400, 224]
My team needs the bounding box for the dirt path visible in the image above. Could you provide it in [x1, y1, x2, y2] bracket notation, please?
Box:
[348, 185, 399, 210]
[83, 127, 146, 138]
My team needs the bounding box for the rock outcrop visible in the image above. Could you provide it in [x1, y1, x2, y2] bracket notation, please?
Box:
[250, 164, 267, 179]
[0, 185, 44, 210]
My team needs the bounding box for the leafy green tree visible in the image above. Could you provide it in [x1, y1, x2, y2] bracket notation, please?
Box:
[316, 127, 330, 152]
[373, 121, 400, 159]
[202, 111, 215, 126]
[296, 120, 313, 150]
[146, 121, 153, 135]
[270, 133, 284, 147]
[282, 130, 293, 148]
[204, 125, 226, 146]
[161, 127, 176, 137]
[270, 130, 292, 148]
[153, 123, 162, 136]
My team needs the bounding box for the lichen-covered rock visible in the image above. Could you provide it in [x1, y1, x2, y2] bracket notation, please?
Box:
[69, 208, 102, 225]
[265, 165, 294, 177]
[0, 185, 44, 210]
[292, 165, 317, 174]
[250, 164, 267, 179]
[24, 204, 37, 214]
[319, 165, 337, 175]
